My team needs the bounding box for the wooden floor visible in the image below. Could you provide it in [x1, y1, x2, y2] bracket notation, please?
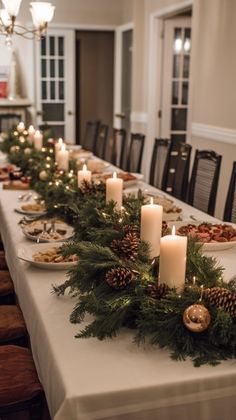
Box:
[1, 396, 51, 420]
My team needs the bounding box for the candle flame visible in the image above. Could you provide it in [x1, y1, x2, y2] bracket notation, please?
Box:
[58, 137, 63, 144]
[150, 197, 154, 205]
[113, 172, 117, 179]
[35, 130, 40, 136]
[172, 225, 176, 235]
[83, 164, 87, 171]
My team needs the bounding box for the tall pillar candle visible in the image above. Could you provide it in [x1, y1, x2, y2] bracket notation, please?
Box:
[28, 125, 35, 143]
[106, 172, 123, 210]
[34, 130, 43, 151]
[55, 138, 64, 163]
[78, 164, 91, 188]
[140, 197, 163, 258]
[57, 144, 69, 171]
[159, 226, 187, 292]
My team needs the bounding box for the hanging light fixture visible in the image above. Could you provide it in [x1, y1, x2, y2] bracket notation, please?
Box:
[0, 0, 55, 46]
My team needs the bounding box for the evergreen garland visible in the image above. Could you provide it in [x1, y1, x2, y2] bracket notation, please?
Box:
[2, 128, 236, 366]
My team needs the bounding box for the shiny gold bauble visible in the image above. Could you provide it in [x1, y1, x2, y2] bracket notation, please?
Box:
[39, 170, 48, 181]
[183, 304, 211, 333]
[24, 147, 32, 155]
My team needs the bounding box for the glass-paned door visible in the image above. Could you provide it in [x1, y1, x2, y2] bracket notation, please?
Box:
[161, 18, 191, 145]
[160, 17, 192, 192]
[36, 29, 75, 142]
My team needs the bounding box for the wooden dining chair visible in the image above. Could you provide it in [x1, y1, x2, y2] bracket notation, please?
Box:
[223, 161, 236, 222]
[172, 143, 192, 201]
[81, 120, 100, 153]
[0, 271, 15, 305]
[0, 305, 28, 346]
[126, 133, 145, 173]
[0, 345, 44, 419]
[149, 138, 172, 190]
[188, 150, 222, 216]
[111, 128, 127, 169]
[94, 124, 109, 160]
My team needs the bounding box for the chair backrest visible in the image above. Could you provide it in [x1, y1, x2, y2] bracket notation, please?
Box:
[95, 124, 109, 160]
[111, 128, 127, 169]
[172, 143, 192, 201]
[149, 138, 172, 190]
[0, 113, 21, 132]
[126, 133, 145, 173]
[188, 149, 222, 216]
[223, 161, 236, 223]
[82, 120, 100, 153]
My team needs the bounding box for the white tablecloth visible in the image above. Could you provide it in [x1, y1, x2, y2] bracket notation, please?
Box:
[0, 185, 236, 420]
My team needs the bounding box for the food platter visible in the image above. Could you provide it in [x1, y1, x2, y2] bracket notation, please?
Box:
[169, 221, 236, 251]
[93, 172, 144, 187]
[15, 202, 46, 216]
[18, 242, 78, 270]
[22, 221, 74, 243]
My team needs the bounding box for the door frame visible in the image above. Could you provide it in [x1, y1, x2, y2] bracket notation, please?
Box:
[35, 23, 117, 143]
[114, 22, 134, 129]
[145, 0, 193, 179]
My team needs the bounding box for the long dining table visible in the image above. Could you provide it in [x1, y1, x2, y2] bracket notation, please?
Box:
[0, 157, 236, 420]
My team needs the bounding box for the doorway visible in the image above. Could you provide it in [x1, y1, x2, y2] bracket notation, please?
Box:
[76, 30, 114, 146]
[160, 16, 192, 147]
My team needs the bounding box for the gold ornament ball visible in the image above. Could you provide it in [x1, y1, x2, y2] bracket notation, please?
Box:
[183, 304, 211, 333]
[10, 146, 16, 153]
[39, 170, 48, 181]
[24, 147, 32, 155]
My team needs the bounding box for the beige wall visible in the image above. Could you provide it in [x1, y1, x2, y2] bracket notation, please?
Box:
[191, 0, 236, 129]
[190, 0, 236, 219]
[18, 0, 128, 26]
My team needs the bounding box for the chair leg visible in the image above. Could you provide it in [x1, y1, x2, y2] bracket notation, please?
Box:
[29, 395, 43, 420]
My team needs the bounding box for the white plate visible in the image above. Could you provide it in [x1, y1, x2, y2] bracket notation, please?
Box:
[124, 173, 144, 187]
[18, 242, 78, 270]
[22, 223, 74, 243]
[168, 221, 236, 251]
[66, 144, 82, 151]
[15, 203, 46, 216]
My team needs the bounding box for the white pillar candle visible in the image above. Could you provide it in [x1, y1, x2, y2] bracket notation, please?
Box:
[140, 197, 163, 258]
[17, 121, 25, 133]
[106, 172, 123, 210]
[55, 138, 64, 163]
[57, 144, 69, 171]
[159, 226, 187, 292]
[34, 130, 43, 151]
[28, 125, 35, 143]
[78, 164, 92, 188]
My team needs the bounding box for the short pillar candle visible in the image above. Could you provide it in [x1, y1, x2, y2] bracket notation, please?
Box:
[78, 164, 92, 188]
[106, 172, 123, 210]
[57, 144, 69, 171]
[55, 138, 64, 163]
[140, 197, 163, 258]
[159, 226, 187, 292]
[34, 130, 43, 151]
[17, 121, 25, 132]
[28, 125, 35, 143]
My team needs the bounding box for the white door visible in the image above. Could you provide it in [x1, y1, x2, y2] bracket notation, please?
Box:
[35, 29, 75, 143]
[160, 17, 192, 145]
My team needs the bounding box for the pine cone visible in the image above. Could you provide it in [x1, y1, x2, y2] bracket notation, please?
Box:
[148, 283, 169, 299]
[123, 224, 140, 237]
[111, 233, 140, 261]
[203, 287, 236, 317]
[79, 180, 93, 194]
[105, 267, 135, 289]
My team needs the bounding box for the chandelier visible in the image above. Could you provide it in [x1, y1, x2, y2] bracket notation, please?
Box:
[0, 0, 55, 45]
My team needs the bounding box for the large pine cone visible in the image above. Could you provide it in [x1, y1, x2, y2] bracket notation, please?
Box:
[123, 224, 140, 237]
[105, 267, 135, 289]
[111, 232, 140, 261]
[148, 283, 169, 299]
[203, 287, 236, 317]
